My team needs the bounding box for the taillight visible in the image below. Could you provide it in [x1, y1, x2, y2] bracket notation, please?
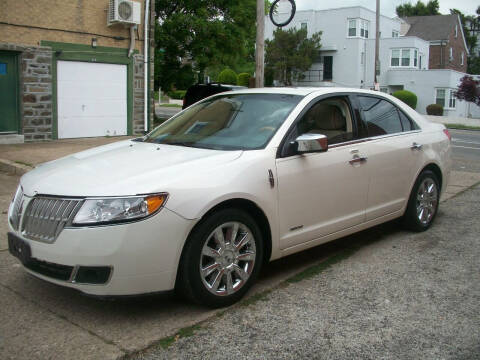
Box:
[443, 129, 451, 141]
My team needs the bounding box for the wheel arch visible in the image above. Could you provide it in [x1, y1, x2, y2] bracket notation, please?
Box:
[421, 163, 443, 191]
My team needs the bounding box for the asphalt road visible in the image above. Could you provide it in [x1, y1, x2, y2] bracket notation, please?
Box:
[450, 129, 480, 172]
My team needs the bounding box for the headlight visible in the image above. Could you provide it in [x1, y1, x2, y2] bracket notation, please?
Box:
[73, 193, 168, 225]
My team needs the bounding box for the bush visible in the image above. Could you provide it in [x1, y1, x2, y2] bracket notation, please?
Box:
[392, 90, 417, 109]
[237, 73, 250, 87]
[426, 104, 444, 116]
[167, 90, 186, 100]
[218, 68, 238, 85]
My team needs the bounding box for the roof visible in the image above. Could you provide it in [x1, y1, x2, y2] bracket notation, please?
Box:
[403, 14, 458, 41]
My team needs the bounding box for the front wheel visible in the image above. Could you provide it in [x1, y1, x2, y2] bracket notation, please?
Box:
[177, 208, 263, 308]
[403, 170, 440, 232]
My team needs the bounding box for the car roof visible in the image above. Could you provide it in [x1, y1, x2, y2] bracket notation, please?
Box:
[221, 87, 389, 97]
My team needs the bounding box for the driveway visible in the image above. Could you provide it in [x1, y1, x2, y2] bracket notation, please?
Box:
[1, 135, 480, 359]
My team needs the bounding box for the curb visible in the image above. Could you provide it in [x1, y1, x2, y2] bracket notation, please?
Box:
[0, 158, 33, 176]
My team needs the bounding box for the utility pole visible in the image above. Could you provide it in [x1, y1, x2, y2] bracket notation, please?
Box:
[255, 0, 265, 88]
[374, 0, 380, 90]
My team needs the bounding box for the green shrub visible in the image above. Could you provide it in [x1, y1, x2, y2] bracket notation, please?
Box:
[426, 104, 444, 116]
[237, 73, 250, 87]
[392, 90, 417, 109]
[265, 67, 274, 87]
[167, 90, 186, 100]
[218, 68, 238, 85]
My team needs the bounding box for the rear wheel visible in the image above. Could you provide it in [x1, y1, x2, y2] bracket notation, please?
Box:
[403, 170, 440, 232]
[177, 208, 263, 308]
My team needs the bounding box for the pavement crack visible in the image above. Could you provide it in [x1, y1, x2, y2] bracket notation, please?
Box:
[0, 281, 128, 354]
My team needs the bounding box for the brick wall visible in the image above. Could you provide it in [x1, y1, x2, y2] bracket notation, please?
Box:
[429, 18, 468, 73]
[0, 43, 53, 141]
[0, 0, 145, 51]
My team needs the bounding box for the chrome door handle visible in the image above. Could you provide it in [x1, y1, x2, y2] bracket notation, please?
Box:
[411, 142, 423, 151]
[349, 156, 368, 165]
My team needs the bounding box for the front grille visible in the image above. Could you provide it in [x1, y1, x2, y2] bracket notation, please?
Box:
[9, 186, 24, 231]
[25, 258, 74, 281]
[22, 197, 83, 243]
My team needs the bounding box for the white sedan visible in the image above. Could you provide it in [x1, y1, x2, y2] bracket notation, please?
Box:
[8, 88, 451, 307]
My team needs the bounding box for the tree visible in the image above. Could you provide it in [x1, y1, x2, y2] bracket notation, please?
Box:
[455, 75, 480, 105]
[265, 28, 322, 86]
[154, 0, 258, 91]
[396, 0, 440, 17]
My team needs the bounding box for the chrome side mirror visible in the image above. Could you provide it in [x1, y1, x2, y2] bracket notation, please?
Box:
[293, 133, 328, 154]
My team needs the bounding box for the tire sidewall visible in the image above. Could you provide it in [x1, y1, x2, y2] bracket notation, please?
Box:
[180, 208, 264, 308]
[404, 170, 440, 231]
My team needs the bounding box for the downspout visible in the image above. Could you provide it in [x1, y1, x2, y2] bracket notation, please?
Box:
[128, 25, 136, 57]
[143, 0, 151, 132]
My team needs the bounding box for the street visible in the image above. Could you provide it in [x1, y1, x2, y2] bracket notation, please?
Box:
[0, 129, 479, 359]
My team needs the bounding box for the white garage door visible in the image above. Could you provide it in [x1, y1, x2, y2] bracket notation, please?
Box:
[57, 61, 127, 139]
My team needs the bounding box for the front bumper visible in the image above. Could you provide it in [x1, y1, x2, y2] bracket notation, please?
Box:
[8, 206, 195, 296]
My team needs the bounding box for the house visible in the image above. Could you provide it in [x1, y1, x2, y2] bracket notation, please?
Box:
[0, 0, 155, 143]
[265, 6, 479, 118]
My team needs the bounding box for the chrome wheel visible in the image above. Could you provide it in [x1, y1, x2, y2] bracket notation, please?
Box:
[200, 221, 256, 296]
[416, 178, 438, 225]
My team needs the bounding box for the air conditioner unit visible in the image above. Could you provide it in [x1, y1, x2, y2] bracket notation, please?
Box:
[108, 0, 141, 26]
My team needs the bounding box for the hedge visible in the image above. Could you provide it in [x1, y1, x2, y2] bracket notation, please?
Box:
[167, 90, 186, 100]
[218, 68, 238, 85]
[237, 73, 250, 87]
[426, 104, 444, 116]
[392, 90, 417, 109]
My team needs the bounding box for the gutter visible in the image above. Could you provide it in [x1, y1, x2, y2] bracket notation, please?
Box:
[144, 0, 151, 132]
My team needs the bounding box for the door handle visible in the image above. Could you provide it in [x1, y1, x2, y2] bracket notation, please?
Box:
[411, 142, 423, 151]
[349, 156, 368, 165]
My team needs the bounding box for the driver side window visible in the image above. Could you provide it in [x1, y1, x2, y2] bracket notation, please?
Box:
[296, 97, 354, 145]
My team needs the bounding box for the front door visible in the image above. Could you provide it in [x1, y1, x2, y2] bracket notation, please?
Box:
[276, 95, 368, 250]
[0, 52, 19, 133]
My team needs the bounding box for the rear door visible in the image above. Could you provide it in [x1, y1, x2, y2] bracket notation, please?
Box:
[355, 95, 422, 220]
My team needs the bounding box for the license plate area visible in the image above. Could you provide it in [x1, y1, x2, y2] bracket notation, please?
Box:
[8, 232, 32, 265]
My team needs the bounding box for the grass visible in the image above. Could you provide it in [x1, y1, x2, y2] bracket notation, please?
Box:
[158, 103, 182, 108]
[14, 160, 33, 167]
[157, 324, 202, 349]
[240, 289, 272, 307]
[286, 246, 358, 283]
[445, 123, 480, 131]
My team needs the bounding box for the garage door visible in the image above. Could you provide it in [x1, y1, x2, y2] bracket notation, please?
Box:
[57, 61, 127, 139]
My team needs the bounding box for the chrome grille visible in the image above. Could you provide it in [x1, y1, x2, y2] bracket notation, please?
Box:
[9, 186, 24, 231]
[22, 197, 83, 243]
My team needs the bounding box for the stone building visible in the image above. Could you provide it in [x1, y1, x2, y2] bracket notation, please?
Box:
[0, 0, 155, 143]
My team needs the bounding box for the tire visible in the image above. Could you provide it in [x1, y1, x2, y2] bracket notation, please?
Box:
[177, 208, 263, 308]
[403, 170, 440, 232]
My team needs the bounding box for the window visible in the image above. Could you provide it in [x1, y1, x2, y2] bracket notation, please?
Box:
[359, 96, 403, 136]
[435, 88, 456, 109]
[347, 19, 369, 38]
[392, 30, 399, 38]
[461, 51, 465, 65]
[348, 19, 356, 37]
[449, 47, 453, 61]
[390, 48, 419, 67]
[301, 22, 307, 31]
[455, 24, 458, 38]
[391, 49, 400, 66]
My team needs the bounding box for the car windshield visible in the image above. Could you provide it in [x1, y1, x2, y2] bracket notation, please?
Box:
[145, 93, 303, 150]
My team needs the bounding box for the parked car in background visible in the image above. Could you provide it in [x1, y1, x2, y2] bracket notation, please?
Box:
[182, 83, 246, 109]
[8, 88, 451, 308]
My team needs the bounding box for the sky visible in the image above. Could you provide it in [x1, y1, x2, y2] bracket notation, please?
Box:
[295, 0, 479, 17]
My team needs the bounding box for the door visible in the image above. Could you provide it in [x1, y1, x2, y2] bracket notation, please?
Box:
[276, 95, 369, 250]
[355, 95, 420, 220]
[323, 56, 333, 81]
[0, 52, 19, 133]
[57, 61, 127, 139]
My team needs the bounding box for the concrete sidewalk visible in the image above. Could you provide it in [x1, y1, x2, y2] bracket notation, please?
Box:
[0, 136, 133, 175]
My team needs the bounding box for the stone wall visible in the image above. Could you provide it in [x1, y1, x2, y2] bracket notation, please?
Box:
[133, 54, 154, 135]
[0, 43, 53, 141]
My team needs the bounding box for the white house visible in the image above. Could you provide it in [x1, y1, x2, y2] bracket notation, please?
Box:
[265, 5, 479, 118]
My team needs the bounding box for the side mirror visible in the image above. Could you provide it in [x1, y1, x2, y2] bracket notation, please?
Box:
[293, 133, 328, 154]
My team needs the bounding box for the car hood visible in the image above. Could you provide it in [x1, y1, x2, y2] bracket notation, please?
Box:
[20, 140, 243, 197]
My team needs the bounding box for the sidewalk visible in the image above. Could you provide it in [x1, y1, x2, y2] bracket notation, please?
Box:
[0, 136, 133, 175]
